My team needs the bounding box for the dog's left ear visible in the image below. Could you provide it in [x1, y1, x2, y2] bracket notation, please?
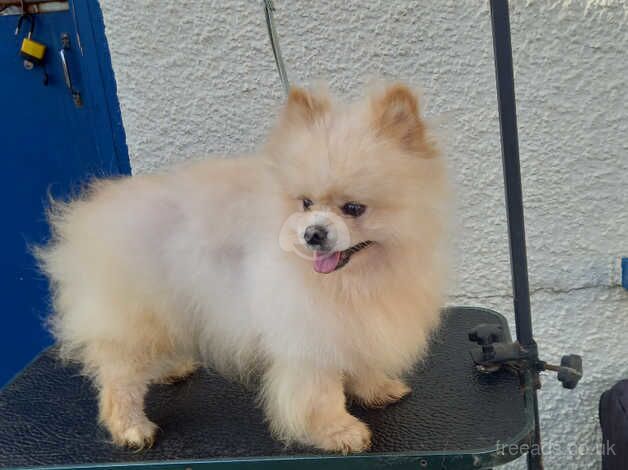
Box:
[370, 84, 434, 157]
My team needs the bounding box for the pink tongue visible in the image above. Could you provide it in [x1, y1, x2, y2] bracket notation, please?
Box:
[313, 251, 341, 273]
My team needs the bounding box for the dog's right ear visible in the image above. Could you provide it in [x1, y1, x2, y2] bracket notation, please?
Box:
[281, 87, 331, 126]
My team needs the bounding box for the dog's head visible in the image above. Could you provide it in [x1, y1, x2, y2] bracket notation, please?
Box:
[269, 83, 447, 275]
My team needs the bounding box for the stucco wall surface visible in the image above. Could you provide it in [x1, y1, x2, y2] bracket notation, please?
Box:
[100, 1, 628, 468]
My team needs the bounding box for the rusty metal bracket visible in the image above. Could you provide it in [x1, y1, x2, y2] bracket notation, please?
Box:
[0, 0, 68, 15]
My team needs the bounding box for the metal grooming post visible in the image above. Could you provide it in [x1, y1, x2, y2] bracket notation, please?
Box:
[489, 1, 542, 468]
[263, 0, 290, 95]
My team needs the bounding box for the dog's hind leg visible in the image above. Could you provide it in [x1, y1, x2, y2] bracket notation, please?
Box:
[82, 314, 181, 449]
[98, 373, 157, 449]
[87, 340, 162, 449]
[158, 358, 199, 384]
[345, 370, 411, 409]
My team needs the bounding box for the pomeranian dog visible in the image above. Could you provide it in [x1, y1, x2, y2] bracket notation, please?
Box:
[36, 83, 449, 454]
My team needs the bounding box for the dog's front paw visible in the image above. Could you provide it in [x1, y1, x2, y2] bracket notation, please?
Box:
[110, 419, 158, 450]
[312, 414, 371, 454]
[351, 377, 411, 409]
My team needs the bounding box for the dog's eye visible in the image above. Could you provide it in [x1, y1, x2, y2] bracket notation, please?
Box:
[341, 202, 366, 217]
[302, 198, 313, 211]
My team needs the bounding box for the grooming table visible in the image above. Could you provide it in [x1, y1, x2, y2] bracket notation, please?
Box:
[0, 307, 533, 469]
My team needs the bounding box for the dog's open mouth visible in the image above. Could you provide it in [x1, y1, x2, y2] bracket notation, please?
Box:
[313, 241, 373, 274]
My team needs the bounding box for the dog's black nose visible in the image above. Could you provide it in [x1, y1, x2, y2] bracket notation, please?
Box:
[304, 225, 328, 247]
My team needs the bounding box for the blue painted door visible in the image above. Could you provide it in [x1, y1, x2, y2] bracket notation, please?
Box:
[0, 0, 130, 385]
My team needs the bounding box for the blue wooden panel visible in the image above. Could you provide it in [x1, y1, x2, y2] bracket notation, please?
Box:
[0, 1, 130, 385]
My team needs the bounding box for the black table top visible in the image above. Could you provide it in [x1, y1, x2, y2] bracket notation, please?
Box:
[0, 306, 533, 469]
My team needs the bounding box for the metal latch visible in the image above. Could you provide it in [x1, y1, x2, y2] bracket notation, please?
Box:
[59, 33, 82, 107]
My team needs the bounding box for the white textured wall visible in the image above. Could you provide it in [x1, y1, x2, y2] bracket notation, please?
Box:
[100, 1, 628, 468]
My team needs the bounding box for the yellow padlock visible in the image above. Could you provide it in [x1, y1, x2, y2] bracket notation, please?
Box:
[20, 37, 47, 63]
[16, 14, 46, 65]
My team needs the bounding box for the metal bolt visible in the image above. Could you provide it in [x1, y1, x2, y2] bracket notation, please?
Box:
[61, 32, 70, 49]
[72, 91, 83, 108]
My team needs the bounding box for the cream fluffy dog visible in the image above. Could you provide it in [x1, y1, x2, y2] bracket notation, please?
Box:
[37, 83, 448, 454]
